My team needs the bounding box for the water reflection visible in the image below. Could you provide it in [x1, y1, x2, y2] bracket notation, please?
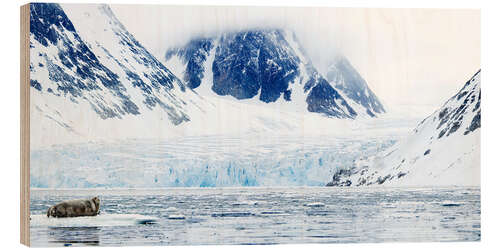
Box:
[48, 227, 100, 246]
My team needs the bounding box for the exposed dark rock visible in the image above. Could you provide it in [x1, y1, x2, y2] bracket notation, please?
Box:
[326, 56, 385, 117]
[167, 29, 371, 119]
[326, 168, 354, 186]
[464, 110, 481, 135]
[377, 174, 391, 184]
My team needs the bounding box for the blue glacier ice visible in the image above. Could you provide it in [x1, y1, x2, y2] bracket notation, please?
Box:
[30, 136, 397, 188]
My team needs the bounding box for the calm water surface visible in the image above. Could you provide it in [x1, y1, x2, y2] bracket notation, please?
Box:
[30, 187, 480, 247]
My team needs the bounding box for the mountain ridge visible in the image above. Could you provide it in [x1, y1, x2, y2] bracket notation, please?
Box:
[165, 29, 383, 119]
[327, 70, 481, 187]
[30, 3, 207, 127]
[326, 56, 386, 117]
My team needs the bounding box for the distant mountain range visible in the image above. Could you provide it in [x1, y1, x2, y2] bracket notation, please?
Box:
[165, 30, 385, 118]
[29, 3, 386, 142]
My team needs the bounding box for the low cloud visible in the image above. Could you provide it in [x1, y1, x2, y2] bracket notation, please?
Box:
[110, 4, 480, 110]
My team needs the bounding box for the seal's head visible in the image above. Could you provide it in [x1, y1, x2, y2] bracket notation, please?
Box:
[92, 196, 100, 211]
[47, 206, 56, 217]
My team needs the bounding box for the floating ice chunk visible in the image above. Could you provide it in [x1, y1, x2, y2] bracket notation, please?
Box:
[232, 200, 259, 206]
[304, 202, 325, 208]
[442, 203, 462, 207]
[137, 218, 157, 225]
[166, 207, 178, 212]
[211, 212, 253, 217]
[168, 214, 186, 220]
[30, 214, 158, 227]
[260, 211, 287, 216]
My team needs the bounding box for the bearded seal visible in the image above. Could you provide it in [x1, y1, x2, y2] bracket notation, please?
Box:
[47, 197, 100, 218]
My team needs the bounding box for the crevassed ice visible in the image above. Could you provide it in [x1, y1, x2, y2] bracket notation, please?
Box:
[30, 136, 396, 188]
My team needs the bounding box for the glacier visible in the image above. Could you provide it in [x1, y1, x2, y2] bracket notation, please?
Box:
[30, 98, 419, 189]
[30, 134, 401, 188]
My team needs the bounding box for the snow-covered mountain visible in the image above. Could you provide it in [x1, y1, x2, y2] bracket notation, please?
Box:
[327, 70, 481, 187]
[29, 3, 387, 149]
[165, 30, 383, 119]
[326, 56, 385, 117]
[30, 3, 141, 120]
[29, 3, 219, 146]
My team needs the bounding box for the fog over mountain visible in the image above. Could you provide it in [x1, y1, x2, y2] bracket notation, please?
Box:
[111, 5, 480, 111]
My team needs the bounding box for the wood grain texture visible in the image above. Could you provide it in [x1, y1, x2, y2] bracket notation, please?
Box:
[20, 3, 30, 247]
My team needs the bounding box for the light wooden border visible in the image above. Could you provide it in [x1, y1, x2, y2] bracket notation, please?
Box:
[20, 3, 30, 247]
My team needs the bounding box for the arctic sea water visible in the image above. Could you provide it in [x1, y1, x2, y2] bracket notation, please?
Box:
[30, 186, 480, 246]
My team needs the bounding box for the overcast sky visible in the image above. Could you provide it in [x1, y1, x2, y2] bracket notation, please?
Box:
[111, 5, 480, 112]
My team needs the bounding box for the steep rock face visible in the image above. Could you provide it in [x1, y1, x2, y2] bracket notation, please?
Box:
[436, 71, 481, 137]
[165, 38, 214, 89]
[326, 56, 385, 117]
[30, 3, 198, 125]
[211, 30, 300, 103]
[30, 3, 139, 119]
[305, 73, 356, 118]
[327, 70, 481, 187]
[165, 29, 362, 119]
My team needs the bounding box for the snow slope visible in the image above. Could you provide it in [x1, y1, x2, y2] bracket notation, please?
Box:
[29, 3, 212, 148]
[327, 70, 481, 187]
